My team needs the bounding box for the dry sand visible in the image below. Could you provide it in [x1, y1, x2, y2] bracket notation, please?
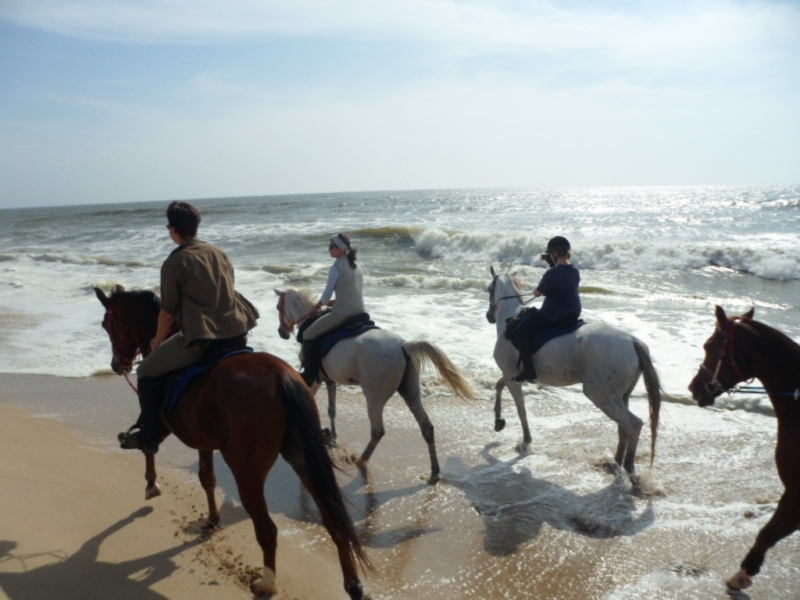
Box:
[0, 375, 362, 600]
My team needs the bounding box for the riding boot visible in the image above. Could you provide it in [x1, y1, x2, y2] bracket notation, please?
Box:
[138, 376, 163, 454]
[300, 340, 319, 387]
[512, 349, 537, 383]
[119, 377, 162, 454]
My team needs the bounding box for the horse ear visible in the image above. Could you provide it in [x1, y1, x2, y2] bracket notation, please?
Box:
[490, 265, 496, 277]
[113, 284, 125, 293]
[94, 287, 109, 307]
[274, 288, 284, 296]
[715, 305, 728, 328]
[743, 307, 755, 320]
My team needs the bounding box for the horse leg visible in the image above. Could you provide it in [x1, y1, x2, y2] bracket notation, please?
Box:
[144, 453, 161, 500]
[397, 371, 440, 482]
[585, 388, 643, 475]
[729, 488, 800, 589]
[506, 380, 532, 450]
[198, 450, 220, 529]
[325, 382, 338, 442]
[356, 396, 387, 472]
[225, 451, 279, 597]
[494, 377, 506, 431]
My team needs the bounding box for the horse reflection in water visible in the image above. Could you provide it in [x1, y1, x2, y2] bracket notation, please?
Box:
[95, 286, 371, 599]
[689, 306, 800, 593]
[486, 268, 662, 491]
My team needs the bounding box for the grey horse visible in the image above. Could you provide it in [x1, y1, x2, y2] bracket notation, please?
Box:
[487, 267, 661, 486]
[276, 287, 475, 482]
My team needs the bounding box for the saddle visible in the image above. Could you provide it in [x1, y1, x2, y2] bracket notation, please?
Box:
[297, 312, 378, 383]
[505, 307, 585, 354]
[298, 312, 378, 356]
[160, 337, 253, 416]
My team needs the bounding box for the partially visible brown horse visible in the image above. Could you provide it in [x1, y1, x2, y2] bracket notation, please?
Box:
[689, 306, 800, 592]
[94, 286, 370, 599]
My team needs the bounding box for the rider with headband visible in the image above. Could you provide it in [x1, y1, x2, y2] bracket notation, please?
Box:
[121, 201, 259, 454]
[510, 235, 581, 382]
[300, 233, 364, 385]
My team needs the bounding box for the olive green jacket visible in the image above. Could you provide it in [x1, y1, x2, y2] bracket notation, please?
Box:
[160, 239, 259, 344]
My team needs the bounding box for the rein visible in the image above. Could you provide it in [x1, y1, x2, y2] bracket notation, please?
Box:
[488, 276, 536, 316]
[727, 385, 800, 400]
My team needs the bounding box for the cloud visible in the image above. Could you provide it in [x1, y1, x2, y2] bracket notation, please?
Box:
[3, 0, 797, 59]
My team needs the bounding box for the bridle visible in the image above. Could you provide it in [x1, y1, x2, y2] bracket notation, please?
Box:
[276, 293, 315, 336]
[699, 318, 752, 397]
[104, 307, 142, 393]
[486, 275, 531, 322]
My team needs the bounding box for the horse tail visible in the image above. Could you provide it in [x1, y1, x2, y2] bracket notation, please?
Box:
[403, 340, 476, 400]
[633, 339, 661, 468]
[279, 374, 371, 571]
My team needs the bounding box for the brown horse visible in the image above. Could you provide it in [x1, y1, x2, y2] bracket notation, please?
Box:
[94, 286, 371, 599]
[689, 306, 800, 592]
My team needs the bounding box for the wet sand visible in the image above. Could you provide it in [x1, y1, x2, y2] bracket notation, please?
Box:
[0, 373, 798, 600]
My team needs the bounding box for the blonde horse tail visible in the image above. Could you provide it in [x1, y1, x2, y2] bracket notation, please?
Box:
[634, 339, 661, 468]
[403, 341, 476, 400]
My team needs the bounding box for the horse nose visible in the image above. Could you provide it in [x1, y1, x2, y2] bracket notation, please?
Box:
[486, 310, 496, 324]
[278, 327, 290, 340]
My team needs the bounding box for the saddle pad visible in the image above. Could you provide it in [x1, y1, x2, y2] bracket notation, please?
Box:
[530, 320, 585, 354]
[164, 348, 253, 415]
[320, 324, 379, 358]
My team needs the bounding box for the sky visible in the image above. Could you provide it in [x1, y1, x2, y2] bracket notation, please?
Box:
[0, 0, 799, 209]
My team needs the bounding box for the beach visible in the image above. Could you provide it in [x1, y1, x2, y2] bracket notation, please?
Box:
[1, 372, 798, 600]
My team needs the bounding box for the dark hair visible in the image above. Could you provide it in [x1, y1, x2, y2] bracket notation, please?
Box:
[166, 201, 201, 238]
[336, 233, 358, 269]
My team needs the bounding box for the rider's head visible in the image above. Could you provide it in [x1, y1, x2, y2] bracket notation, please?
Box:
[542, 236, 571, 265]
[330, 233, 358, 269]
[167, 202, 201, 239]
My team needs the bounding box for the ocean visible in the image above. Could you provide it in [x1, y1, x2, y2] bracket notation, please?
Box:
[1, 186, 798, 408]
[1, 186, 799, 599]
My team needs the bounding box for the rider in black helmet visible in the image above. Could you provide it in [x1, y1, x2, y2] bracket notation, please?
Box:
[509, 236, 582, 383]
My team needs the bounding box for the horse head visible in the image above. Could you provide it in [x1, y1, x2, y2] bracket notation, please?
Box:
[274, 288, 316, 340]
[95, 286, 159, 375]
[689, 305, 755, 406]
[486, 265, 522, 325]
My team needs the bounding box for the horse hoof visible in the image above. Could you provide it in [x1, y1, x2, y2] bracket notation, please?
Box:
[427, 473, 443, 485]
[145, 482, 161, 500]
[494, 418, 506, 432]
[727, 569, 753, 590]
[321, 428, 334, 446]
[251, 567, 278, 596]
[346, 581, 368, 599]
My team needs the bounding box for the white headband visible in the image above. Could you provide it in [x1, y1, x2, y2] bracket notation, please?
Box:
[331, 235, 349, 251]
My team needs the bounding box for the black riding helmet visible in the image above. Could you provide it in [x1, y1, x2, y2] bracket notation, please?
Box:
[546, 236, 571, 253]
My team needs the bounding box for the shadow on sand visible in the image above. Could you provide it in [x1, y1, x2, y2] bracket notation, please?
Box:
[0, 507, 212, 600]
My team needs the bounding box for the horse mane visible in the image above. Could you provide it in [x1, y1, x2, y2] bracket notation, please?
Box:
[745, 317, 800, 358]
[294, 288, 319, 307]
[508, 274, 524, 296]
[111, 288, 160, 309]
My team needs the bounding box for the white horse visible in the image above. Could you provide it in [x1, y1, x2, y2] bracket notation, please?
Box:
[275, 288, 475, 482]
[486, 267, 661, 479]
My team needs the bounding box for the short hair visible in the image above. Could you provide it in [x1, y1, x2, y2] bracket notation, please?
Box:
[166, 201, 201, 238]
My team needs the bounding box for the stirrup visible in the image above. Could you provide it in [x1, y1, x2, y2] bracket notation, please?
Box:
[512, 371, 537, 383]
[118, 428, 143, 449]
[118, 427, 159, 454]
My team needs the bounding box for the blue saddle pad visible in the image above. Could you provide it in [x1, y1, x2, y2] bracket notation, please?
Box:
[164, 348, 253, 415]
[530, 320, 585, 354]
[320, 324, 378, 358]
